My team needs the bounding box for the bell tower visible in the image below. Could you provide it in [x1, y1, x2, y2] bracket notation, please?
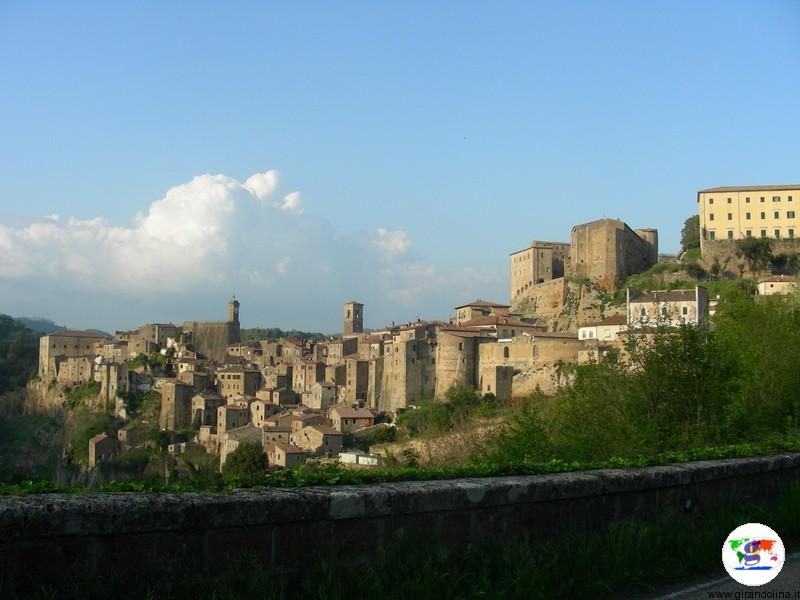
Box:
[343, 301, 363, 336]
[227, 296, 240, 324]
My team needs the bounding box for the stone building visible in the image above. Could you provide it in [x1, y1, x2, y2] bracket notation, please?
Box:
[217, 365, 261, 399]
[343, 301, 364, 336]
[757, 276, 797, 296]
[100, 341, 128, 362]
[159, 380, 195, 431]
[38, 330, 109, 379]
[290, 413, 329, 442]
[325, 364, 346, 386]
[177, 369, 209, 391]
[478, 333, 585, 396]
[366, 357, 384, 409]
[137, 323, 179, 346]
[459, 314, 545, 339]
[263, 364, 292, 389]
[380, 326, 437, 412]
[96, 362, 128, 412]
[570, 219, 658, 292]
[577, 314, 628, 342]
[479, 365, 514, 403]
[292, 360, 326, 393]
[262, 426, 292, 447]
[627, 287, 709, 329]
[307, 381, 337, 410]
[453, 300, 512, 325]
[509, 241, 571, 305]
[296, 424, 343, 456]
[217, 405, 250, 435]
[325, 337, 359, 364]
[250, 399, 284, 427]
[258, 341, 284, 366]
[329, 405, 375, 433]
[191, 391, 225, 428]
[279, 337, 307, 361]
[344, 358, 369, 404]
[88, 433, 118, 468]
[183, 298, 241, 363]
[266, 441, 307, 468]
[55, 355, 96, 386]
[226, 342, 264, 364]
[126, 335, 159, 358]
[432, 329, 488, 398]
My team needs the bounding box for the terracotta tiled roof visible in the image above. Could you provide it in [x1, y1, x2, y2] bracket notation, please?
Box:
[580, 314, 628, 328]
[307, 424, 343, 436]
[699, 185, 800, 193]
[268, 441, 307, 454]
[331, 406, 374, 419]
[48, 330, 109, 339]
[454, 299, 511, 310]
[630, 289, 700, 303]
[460, 314, 541, 328]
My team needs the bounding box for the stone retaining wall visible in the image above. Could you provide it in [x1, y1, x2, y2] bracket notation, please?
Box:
[2, 454, 800, 589]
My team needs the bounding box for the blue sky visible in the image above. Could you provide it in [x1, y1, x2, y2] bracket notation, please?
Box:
[1, 1, 799, 332]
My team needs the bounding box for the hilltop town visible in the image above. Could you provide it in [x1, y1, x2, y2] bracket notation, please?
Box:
[19, 184, 800, 477]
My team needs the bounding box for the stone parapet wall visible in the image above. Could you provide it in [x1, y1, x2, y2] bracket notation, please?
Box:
[701, 238, 800, 275]
[2, 454, 799, 587]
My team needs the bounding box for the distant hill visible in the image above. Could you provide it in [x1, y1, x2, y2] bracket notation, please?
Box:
[241, 327, 329, 343]
[14, 318, 110, 338]
[14, 317, 66, 335]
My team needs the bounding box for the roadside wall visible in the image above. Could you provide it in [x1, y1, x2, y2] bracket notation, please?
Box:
[2, 454, 799, 588]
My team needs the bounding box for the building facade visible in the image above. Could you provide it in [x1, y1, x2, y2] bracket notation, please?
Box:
[509, 241, 571, 305]
[627, 287, 709, 328]
[698, 185, 800, 252]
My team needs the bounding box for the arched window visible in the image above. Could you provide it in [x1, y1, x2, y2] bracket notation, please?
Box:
[503, 347, 510, 359]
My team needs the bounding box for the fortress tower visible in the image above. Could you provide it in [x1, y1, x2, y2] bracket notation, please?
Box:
[343, 301, 364, 336]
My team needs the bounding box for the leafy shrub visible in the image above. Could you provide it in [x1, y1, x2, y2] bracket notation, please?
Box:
[684, 261, 706, 279]
[65, 380, 101, 409]
[395, 387, 496, 438]
[222, 442, 267, 485]
[64, 408, 115, 464]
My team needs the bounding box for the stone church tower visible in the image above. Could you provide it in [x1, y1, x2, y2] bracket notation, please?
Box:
[343, 301, 363, 336]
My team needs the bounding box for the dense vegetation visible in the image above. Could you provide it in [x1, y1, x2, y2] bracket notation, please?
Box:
[0, 314, 39, 393]
[476, 291, 800, 468]
[222, 442, 267, 484]
[680, 214, 700, 253]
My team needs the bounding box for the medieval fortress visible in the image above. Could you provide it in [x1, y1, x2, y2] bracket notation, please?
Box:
[32, 186, 800, 469]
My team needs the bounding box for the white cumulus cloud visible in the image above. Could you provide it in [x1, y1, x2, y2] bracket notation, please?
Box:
[371, 228, 411, 261]
[279, 191, 304, 214]
[243, 170, 279, 200]
[0, 168, 503, 331]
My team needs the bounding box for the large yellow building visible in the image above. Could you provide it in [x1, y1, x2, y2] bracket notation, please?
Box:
[698, 185, 800, 251]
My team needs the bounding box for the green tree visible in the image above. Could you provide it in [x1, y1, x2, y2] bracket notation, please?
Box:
[735, 238, 773, 276]
[680, 215, 700, 253]
[222, 442, 266, 484]
[0, 315, 40, 393]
